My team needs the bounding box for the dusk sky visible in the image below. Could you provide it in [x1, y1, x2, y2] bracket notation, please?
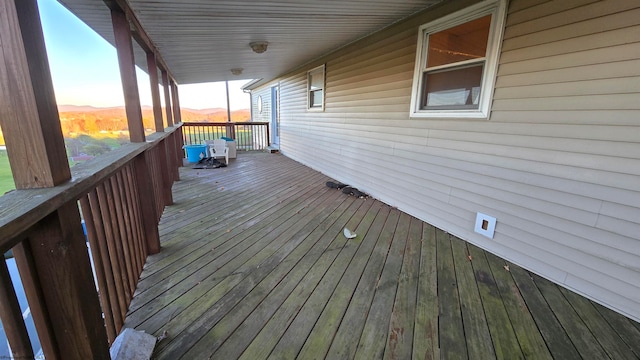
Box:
[37, 0, 251, 110]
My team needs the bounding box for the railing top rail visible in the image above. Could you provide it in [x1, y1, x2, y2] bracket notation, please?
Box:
[0, 126, 182, 253]
[182, 121, 269, 126]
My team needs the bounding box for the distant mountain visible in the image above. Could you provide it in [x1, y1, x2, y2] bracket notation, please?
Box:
[55, 105, 252, 135]
[57, 105, 243, 117]
[58, 105, 109, 112]
[187, 108, 227, 115]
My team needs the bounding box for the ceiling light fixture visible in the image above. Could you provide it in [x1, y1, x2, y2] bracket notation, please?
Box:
[249, 41, 269, 54]
[230, 68, 244, 75]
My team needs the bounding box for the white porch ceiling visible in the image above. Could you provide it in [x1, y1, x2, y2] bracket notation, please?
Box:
[57, 0, 444, 85]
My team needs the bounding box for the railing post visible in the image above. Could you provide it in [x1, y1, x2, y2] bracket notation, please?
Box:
[266, 122, 271, 147]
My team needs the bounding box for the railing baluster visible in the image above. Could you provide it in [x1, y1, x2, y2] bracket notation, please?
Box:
[12, 241, 59, 359]
[79, 197, 117, 344]
[114, 171, 140, 282]
[0, 258, 34, 359]
[96, 183, 129, 317]
[119, 167, 142, 275]
[108, 177, 136, 296]
[86, 189, 124, 337]
[125, 164, 147, 264]
[181, 122, 269, 150]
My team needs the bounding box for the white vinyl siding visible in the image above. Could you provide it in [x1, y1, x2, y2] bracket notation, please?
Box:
[257, 0, 640, 321]
[251, 87, 272, 123]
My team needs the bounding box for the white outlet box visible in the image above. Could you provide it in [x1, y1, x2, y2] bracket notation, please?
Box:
[474, 212, 496, 239]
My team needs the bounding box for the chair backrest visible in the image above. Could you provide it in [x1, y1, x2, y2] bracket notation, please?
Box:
[212, 139, 227, 150]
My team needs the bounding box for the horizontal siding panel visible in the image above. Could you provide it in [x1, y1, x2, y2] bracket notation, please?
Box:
[328, 31, 416, 76]
[450, 188, 639, 258]
[500, 25, 640, 64]
[428, 137, 640, 178]
[328, 65, 413, 88]
[493, 77, 640, 100]
[508, 0, 551, 14]
[505, 0, 639, 39]
[328, 95, 410, 109]
[329, 79, 411, 99]
[505, 0, 599, 28]
[491, 94, 640, 111]
[424, 143, 640, 192]
[502, 6, 640, 51]
[325, 103, 409, 113]
[429, 129, 640, 159]
[564, 275, 640, 322]
[489, 110, 640, 126]
[328, 53, 416, 84]
[494, 224, 640, 296]
[495, 60, 640, 87]
[596, 215, 640, 241]
[598, 201, 640, 225]
[498, 42, 640, 76]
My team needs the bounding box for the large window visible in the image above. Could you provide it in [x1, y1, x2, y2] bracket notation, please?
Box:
[307, 64, 325, 110]
[409, 1, 507, 118]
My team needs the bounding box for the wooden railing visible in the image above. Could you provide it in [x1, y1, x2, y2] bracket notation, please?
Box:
[182, 122, 270, 151]
[0, 125, 183, 359]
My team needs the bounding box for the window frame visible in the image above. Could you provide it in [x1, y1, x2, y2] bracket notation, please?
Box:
[409, 0, 507, 119]
[307, 64, 325, 111]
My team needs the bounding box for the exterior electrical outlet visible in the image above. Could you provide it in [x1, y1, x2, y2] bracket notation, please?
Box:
[475, 213, 496, 239]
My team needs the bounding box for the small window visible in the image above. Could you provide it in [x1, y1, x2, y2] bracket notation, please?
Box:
[307, 65, 325, 110]
[409, 1, 507, 118]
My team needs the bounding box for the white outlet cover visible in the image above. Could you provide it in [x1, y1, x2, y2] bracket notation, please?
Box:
[474, 212, 496, 239]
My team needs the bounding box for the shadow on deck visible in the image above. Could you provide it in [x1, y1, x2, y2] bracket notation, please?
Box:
[124, 152, 640, 359]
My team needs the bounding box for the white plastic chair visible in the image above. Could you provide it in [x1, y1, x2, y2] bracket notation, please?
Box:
[207, 139, 229, 164]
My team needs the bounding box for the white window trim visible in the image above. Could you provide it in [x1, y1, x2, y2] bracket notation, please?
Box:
[307, 64, 325, 111]
[409, 0, 508, 119]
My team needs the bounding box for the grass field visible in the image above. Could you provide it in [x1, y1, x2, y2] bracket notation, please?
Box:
[0, 151, 15, 195]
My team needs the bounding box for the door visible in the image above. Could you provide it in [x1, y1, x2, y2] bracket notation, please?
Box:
[271, 85, 279, 146]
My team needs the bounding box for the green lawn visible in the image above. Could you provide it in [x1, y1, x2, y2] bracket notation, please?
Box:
[0, 151, 15, 195]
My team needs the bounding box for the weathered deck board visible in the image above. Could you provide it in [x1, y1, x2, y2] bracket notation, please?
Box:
[121, 152, 640, 359]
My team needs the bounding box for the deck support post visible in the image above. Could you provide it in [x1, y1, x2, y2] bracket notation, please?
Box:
[162, 70, 174, 127]
[0, 0, 70, 189]
[0, 1, 109, 358]
[171, 79, 182, 124]
[147, 53, 173, 204]
[111, 8, 145, 143]
[111, 8, 161, 253]
[147, 52, 165, 133]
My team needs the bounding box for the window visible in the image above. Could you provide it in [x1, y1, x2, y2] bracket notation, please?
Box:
[307, 65, 325, 110]
[409, 1, 507, 118]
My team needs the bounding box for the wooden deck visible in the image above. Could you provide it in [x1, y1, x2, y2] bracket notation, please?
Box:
[123, 152, 640, 360]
